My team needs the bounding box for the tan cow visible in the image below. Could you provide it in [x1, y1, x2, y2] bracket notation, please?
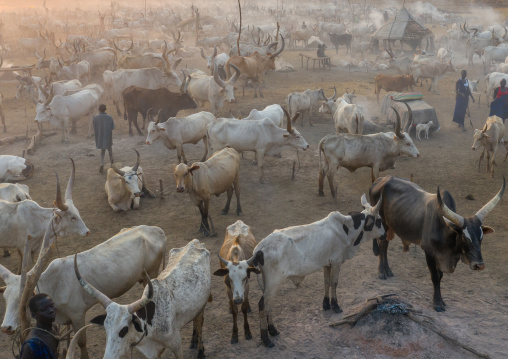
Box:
[226, 36, 284, 98]
[374, 74, 416, 102]
[472, 115, 506, 178]
[105, 149, 154, 212]
[174, 147, 242, 236]
[213, 220, 259, 344]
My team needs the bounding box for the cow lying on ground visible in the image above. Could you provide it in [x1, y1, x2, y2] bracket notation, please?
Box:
[213, 220, 259, 344]
[75, 239, 211, 359]
[145, 111, 215, 164]
[173, 148, 242, 236]
[0, 183, 31, 202]
[472, 115, 506, 178]
[250, 194, 384, 347]
[105, 149, 154, 212]
[374, 74, 416, 102]
[318, 104, 420, 198]
[0, 155, 34, 182]
[368, 175, 505, 312]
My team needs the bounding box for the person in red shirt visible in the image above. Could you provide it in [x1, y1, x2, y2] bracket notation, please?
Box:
[493, 79, 508, 100]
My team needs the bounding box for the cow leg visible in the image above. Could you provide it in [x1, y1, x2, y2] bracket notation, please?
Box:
[322, 265, 331, 310]
[227, 282, 239, 344]
[221, 185, 233, 215]
[326, 171, 336, 198]
[257, 151, 267, 183]
[377, 237, 393, 280]
[202, 199, 212, 236]
[168, 331, 184, 359]
[424, 251, 446, 312]
[193, 308, 206, 358]
[115, 99, 122, 116]
[1, 108, 6, 133]
[197, 201, 207, 233]
[318, 167, 326, 196]
[329, 264, 342, 313]
[71, 318, 90, 359]
[233, 177, 242, 215]
[200, 136, 208, 162]
[243, 284, 252, 339]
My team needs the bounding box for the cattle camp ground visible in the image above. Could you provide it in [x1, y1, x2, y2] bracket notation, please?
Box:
[1, 0, 508, 358]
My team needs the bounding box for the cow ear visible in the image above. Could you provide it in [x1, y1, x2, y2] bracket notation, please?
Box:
[484, 134, 491, 140]
[91, 314, 107, 326]
[160, 127, 166, 131]
[247, 267, 261, 275]
[189, 165, 200, 174]
[283, 134, 289, 138]
[131, 314, 143, 332]
[213, 268, 229, 276]
[482, 226, 495, 235]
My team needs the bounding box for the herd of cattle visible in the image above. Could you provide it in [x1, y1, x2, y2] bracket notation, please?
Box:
[1, 1, 508, 358]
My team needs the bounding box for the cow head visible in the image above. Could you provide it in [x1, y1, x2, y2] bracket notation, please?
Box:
[263, 35, 285, 70]
[405, 75, 417, 88]
[110, 149, 143, 198]
[145, 115, 166, 144]
[75, 255, 153, 359]
[214, 252, 260, 305]
[35, 49, 47, 69]
[34, 86, 55, 124]
[471, 126, 490, 151]
[214, 62, 240, 103]
[281, 108, 309, 150]
[0, 159, 89, 335]
[437, 176, 505, 271]
[173, 163, 199, 193]
[201, 45, 218, 69]
[317, 86, 338, 114]
[391, 104, 420, 158]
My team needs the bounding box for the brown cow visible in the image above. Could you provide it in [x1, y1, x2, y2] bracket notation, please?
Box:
[226, 36, 284, 98]
[213, 220, 259, 344]
[374, 74, 416, 102]
[122, 73, 196, 136]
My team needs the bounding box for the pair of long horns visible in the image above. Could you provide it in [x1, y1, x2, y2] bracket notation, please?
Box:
[268, 35, 285, 58]
[438, 176, 505, 227]
[391, 102, 411, 139]
[54, 158, 75, 211]
[112, 149, 140, 176]
[282, 107, 299, 134]
[326, 86, 337, 101]
[74, 254, 153, 314]
[218, 253, 256, 267]
[214, 62, 240, 88]
[360, 193, 383, 215]
[179, 70, 191, 93]
[200, 45, 217, 59]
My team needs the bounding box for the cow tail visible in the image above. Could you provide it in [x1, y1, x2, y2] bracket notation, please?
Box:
[318, 135, 326, 174]
[205, 124, 213, 155]
[287, 95, 292, 120]
[123, 99, 127, 121]
[355, 115, 359, 134]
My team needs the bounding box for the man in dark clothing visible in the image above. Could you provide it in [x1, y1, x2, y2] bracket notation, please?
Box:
[452, 70, 475, 131]
[20, 293, 59, 359]
[93, 104, 115, 173]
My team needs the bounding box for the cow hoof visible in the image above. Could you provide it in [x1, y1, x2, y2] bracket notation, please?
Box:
[197, 348, 205, 358]
[189, 342, 198, 349]
[323, 297, 330, 310]
[434, 304, 446, 312]
[318, 191, 325, 197]
[378, 273, 387, 280]
[230, 337, 238, 344]
[129, 133, 134, 137]
[236, 210, 242, 216]
[268, 325, 279, 337]
[245, 331, 252, 340]
[247, 307, 252, 313]
[331, 299, 342, 313]
[252, 161, 257, 165]
[220, 209, 228, 215]
[386, 269, 394, 277]
[99, 165, 104, 174]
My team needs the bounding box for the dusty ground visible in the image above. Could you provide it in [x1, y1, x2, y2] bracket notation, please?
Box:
[1, 39, 508, 359]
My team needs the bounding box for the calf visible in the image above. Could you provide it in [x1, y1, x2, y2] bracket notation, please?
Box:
[213, 220, 259, 344]
[145, 111, 215, 164]
[174, 148, 242, 236]
[75, 239, 211, 359]
[368, 175, 505, 311]
[105, 149, 154, 212]
[416, 121, 434, 140]
[252, 195, 385, 347]
[374, 74, 416, 102]
[472, 115, 505, 178]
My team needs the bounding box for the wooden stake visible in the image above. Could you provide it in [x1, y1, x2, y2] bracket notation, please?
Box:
[159, 179, 164, 199]
[291, 161, 296, 180]
[237, 0, 242, 56]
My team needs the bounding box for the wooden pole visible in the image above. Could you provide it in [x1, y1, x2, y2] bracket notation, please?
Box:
[237, 0, 242, 56]
[159, 179, 164, 199]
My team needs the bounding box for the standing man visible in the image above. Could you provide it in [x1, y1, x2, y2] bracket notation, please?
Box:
[489, 78, 508, 123]
[452, 70, 474, 132]
[93, 104, 115, 173]
[20, 294, 59, 359]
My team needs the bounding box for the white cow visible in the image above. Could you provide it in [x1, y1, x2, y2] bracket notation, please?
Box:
[200, 45, 230, 75]
[75, 239, 211, 359]
[437, 47, 454, 63]
[56, 60, 91, 85]
[252, 195, 385, 347]
[36, 79, 83, 103]
[34, 85, 102, 141]
[207, 109, 309, 181]
[188, 63, 241, 114]
[0, 225, 166, 359]
[0, 183, 31, 202]
[145, 111, 216, 163]
[471, 115, 506, 178]
[242, 104, 284, 127]
[286, 88, 331, 126]
[319, 93, 364, 134]
[0, 159, 89, 275]
[0, 155, 34, 182]
[482, 46, 508, 74]
[105, 149, 154, 212]
[410, 59, 457, 94]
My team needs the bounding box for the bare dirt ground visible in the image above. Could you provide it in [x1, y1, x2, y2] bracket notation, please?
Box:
[1, 43, 508, 358]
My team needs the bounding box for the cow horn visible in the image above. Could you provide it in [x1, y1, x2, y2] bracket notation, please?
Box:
[54, 171, 69, 211]
[113, 38, 122, 52]
[214, 62, 227, 88]
[218, 254, 229, 266]
[185, 73, 191, 92]
[180, 70, 186, 93]
[463, 21, 470, 34]
[127, 270, 154, 314]
[270, 35, 285, 58]
[503, 26, 507, 39]
[345, 87, 349, 94]
[327, 86, 337, 101]
[38, 81, 49, 100]
[391, 106, 404, 139]
[200, 47, 206, 59]
[228, 63, 241, 84]
[112, 166, 125, 176]
[372, 194, 383, 215]
[65, 158, 75, 202]
[35, 49, 42, 60]
[126, 38, 134, 52]
[66, 324, 92, 359]
[437, 186, 464, 227]
[402, 101, 413, 134]
[283, 107, 295, 133]
[212, 44, 217, 58]
[171, 57, 182, 73]
[74, 254, 113, 308]
[44, 86, 54, 106]
[246, 254, 256, 267]
[132, 149, 140, 172]
[475, 176, 506, 223]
